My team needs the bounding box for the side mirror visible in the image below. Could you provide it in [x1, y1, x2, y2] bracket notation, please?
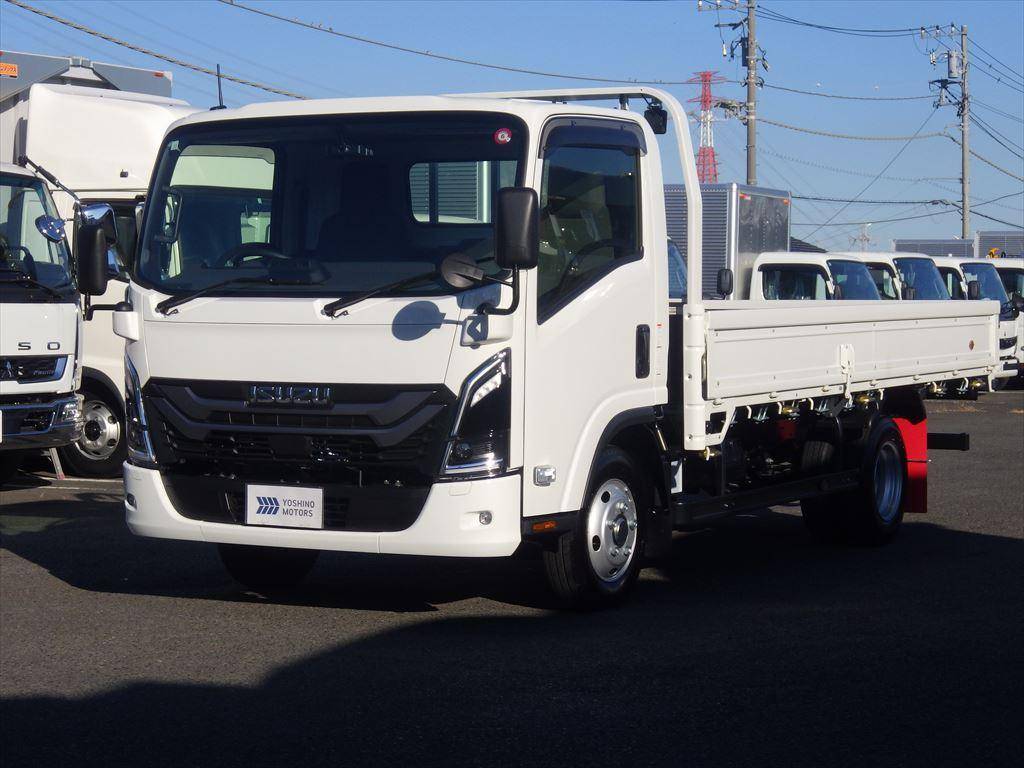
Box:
[494, 187, 539, 270]
[967, 280, 980, 300]
[35, 215, 65, 243]
[644, 104, 668, 135]
[76, 224, 110, 297]
[135, 201, 145, 237]
[78, 203, 118, 244]
[901, 285, 917, 300]
[440, 254, 484, 289]
[833, 284, 844, 300]
[1012, 295, 1024, 313]
[716, 267, 733, 298]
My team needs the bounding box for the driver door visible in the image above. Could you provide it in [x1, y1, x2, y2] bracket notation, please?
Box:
[522, 119, 661, 518]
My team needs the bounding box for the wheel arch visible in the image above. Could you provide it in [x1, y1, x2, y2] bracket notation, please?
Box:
[80, 366, 125, 416]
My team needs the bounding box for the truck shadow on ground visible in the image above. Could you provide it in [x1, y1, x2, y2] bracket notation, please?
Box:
[3, 480, 1023, 767]
[2, 498, 1022, 767]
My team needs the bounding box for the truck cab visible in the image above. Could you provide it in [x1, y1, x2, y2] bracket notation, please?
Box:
[992, 257, 1024, 377]
[748, 252, 880, 300]
[932, 256, 1021, 385]
[0, 162, 83, 482]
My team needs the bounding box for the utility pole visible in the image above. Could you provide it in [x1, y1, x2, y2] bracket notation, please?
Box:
[960, 25, 970, 239]
[927, 24, 969, 239]
[698, 0, 765, 184]
[745, 0, 757, 185]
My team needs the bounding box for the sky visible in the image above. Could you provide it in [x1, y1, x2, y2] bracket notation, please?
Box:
[2, 0, 1022, 251]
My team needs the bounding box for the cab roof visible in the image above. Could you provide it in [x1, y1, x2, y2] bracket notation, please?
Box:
[169, 94, 642, 133]
[0, 162, 39, 180]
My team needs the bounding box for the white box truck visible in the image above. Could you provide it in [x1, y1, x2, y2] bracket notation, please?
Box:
[0, 162, 84, 482]
[1, 51, 197, 476]
[74, 87, 1002, 606]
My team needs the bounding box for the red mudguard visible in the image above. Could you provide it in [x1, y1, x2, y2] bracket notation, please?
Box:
[893, 416, 928, 514]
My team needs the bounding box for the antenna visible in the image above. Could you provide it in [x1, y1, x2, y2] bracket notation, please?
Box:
[212, 63, 226, 110]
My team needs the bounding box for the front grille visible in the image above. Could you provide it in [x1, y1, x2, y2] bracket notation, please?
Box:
[162, 473, 427, 532]
[144, 378, 456, 487]
[1000, 336, 1018, 351]
[0, 356, 64, 383]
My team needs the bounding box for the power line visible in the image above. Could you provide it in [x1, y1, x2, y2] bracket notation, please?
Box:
[757, 5, 922, 38]
[793, 196, 945, 205]
[759, 116, 947, 141]
[216, 0, 696, 85]
[970, 113, 1024, 158]
[968, 35, 1024, 82]
[760, 147, 958, 182]
[4, 0, 307, 99]
[803, 110, 939, 238]
[947, 135, 1024, 181]
[756, 82, 933, 101]
[972, 99, 1024, 125]
[793, 192, 1023, 228]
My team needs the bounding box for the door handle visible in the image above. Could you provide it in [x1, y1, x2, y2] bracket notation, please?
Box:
[636, 325, 650, 379]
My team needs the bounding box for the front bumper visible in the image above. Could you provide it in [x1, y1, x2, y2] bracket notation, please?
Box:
[0, 394, 83, 451]
[124, 464, 523, 557]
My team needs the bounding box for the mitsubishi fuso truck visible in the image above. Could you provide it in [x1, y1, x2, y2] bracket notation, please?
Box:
[0, 162, 83, 483]
[75, 87, 1002, 606]
[1, 51, 197, 477]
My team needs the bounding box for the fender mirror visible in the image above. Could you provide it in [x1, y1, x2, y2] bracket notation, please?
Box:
[967, 280, 980, 300]
[716, 267, 733, 298]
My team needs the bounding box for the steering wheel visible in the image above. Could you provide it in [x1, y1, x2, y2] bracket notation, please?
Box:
[214, 242, 290, 268]
[553, 237, 631, 294]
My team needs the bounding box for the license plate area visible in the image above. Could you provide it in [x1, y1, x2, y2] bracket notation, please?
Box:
[245, 484, 324, 529]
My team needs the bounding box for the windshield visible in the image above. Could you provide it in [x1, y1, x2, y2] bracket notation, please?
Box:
[997, 267, 1024, 298]
[761, 264, 829, 300]
[827, 259, 881, 300]
[0, 173, 73, 293]
[865, 262, 899, 299]
[961, 261, 1009, 302]
[894, 257, 949, 300]
[137, 113, 526, 297]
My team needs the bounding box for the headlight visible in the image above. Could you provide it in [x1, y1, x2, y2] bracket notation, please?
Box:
[441, 349, 511, 478]
[125, 353, 157, 466]
[56, 395, 84, 424]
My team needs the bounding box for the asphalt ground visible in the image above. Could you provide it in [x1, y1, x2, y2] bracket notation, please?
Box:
[1, 390, 1022, 768]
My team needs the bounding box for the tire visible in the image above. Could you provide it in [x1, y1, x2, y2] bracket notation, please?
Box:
[845, 417, 906, 545]
[57, 386, 126, 478]
[801, 418, 906, 546]
[799, 438, 847, 543]
[542, 446, 647, 608]
[218, 544, 319, 591]
[0, 451, 26, 486]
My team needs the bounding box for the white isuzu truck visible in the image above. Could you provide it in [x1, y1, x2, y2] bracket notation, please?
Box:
[0, 162, 83, 483]
[75, 88, 1002, 606]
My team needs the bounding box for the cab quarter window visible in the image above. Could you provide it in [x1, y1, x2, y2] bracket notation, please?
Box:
[538, 141, 640, 318]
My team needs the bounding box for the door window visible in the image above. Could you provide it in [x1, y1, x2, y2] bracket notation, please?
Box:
[939, 267, 965, 299]
[538, 141, 640, 318]
[761, 264, 829, 300]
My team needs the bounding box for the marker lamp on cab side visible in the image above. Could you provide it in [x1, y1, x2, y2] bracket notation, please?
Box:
[124, 353, 157, 467]
[441, 349, 511, 479]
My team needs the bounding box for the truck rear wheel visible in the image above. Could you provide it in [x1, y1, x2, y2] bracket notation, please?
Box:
[218, 544, 319, 591]
[801, 418, 906, 545]
[57, 386, 125, 478]
[542, 446, 646, 608]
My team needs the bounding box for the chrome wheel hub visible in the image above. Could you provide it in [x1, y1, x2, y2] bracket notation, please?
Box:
[75, 400, 121, 461]
[586, 479, 638, 583]
[873, 440, 903, 524]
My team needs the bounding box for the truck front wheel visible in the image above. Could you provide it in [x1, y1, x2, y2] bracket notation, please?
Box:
[542, 446, 647, 608]
[218, 544, 319, 591]
[57, 386, 125, 478]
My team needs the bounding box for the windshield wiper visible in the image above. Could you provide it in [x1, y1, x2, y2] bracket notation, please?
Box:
[0, 272, 63, 300]
[156, 275, 324, 316]
[321, 269, 440, 317]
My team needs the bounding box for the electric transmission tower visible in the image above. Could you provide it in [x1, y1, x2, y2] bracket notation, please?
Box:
[687, 70, 728, 183]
